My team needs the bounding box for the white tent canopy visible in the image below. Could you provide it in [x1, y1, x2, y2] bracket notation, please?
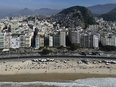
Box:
[2, 49, 9, 52]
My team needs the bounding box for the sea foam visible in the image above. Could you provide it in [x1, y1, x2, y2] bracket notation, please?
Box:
[0, 81, 92, 87]
[74, 78, 116, 87]
[0, 78, 116, 87]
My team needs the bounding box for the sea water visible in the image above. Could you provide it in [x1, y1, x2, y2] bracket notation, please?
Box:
[0, 78, 116, 87]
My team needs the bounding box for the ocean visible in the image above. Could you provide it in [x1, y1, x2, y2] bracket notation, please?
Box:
[0, 78, 115, 87]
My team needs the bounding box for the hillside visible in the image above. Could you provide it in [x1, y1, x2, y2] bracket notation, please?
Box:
[108, 7, 116, 14]
[51, 6, 96, 28]
[100, 7, 116, 21]
[88, 4, 116, 15]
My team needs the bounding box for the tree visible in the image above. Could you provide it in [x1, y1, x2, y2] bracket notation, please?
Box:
[59, 45, 64, 49]
[42, 49, 52, 54]
[81, 52, 86, 55]
[70, 44, 78, 51]
[3, 25, 7, 30]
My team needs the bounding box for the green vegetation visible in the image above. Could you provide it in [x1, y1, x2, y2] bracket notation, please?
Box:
[59, 6, 96, 27]
[24, 50, 27, 53]
[58, 50, 61, 53]
[81, 52, 86, 55]
[42, 49, 52, 54]
[99, 41, 116, 51]
[39, 47, 44, 50]
[100, 7, 116, 21]
[100, 13, 116, 21]
[59, 45, 64, 49]
[100, 45, 116, 51]
[92, 52, 98, 55]
[70, 44, 79, 51]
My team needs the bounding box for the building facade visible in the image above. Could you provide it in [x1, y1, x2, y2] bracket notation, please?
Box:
[35, 34, 40, 49]
[12, 34, 20, 49]
[4, 33, 12, 48]
[0, 33, 5, 49]
[80, 33, 93, 48]
[49, 35, 53, 47]
[20, 34, 25, 48]
[60, 31, 66, 47]
[69, 29, 80, 45]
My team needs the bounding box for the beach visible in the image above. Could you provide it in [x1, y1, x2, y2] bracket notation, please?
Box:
[0, 58, 116, 82]
[0, 73, 116, 82]
[0, 58, 116, 87]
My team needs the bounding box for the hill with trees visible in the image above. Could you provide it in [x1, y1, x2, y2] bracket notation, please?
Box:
[100, 7, 116, 21]
[51, 6, 96, 28]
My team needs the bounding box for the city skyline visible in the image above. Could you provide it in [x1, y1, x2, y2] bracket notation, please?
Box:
[0, 0, 116, 10]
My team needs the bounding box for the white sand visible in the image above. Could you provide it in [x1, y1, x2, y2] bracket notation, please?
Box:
[0, 59, 116, 75]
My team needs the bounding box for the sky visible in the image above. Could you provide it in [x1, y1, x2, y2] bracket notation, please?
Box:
[0, 0, 116, 10]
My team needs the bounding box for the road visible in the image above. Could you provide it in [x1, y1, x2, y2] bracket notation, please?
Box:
[0, 55, 116, 60]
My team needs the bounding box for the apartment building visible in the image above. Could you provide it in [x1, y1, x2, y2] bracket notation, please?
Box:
[4, 33, 12, 48]
[44, 34, 49, 47]
[44, 34, 53, 47]
[49, 35, 53, 47]
[20, 34, 25, 48]
[54, 32, 60, 47]
[35, 34, 44, 48]
[93, 35, 99, 48]
[12, 34, 20, 49]
[35, 34, 40, 49]
[60, 31, 66, 47]
[0, 33, 5, 49]
[80, 33, 93, 48]
[69, 29, 80, 45]
[25, 34, 32, 48]
[54, 31, 66, 47]
[40, 35, 44, 47]
[101, 34, 116, 46]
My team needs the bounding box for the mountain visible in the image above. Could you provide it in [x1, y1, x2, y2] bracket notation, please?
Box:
[100, 7, 116, 21]
[51, 6, 96, 28]
[108, 7, 116, 14]
[0, 9, 19, 18]
[34, 8, 62, 16]
[88, 4, 116, 15]
[7, 8, 61, 17]
[8, 8, 34, 17]
[18, 8, 34, 15]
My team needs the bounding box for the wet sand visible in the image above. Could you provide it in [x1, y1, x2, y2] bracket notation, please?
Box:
[0, 73, 116, 82]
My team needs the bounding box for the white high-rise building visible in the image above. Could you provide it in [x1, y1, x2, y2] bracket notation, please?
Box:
[93, 35, 99, 48]
[0, 33, 5, 49]
[12, 34, 20, 49]
[20, 34, 25, 48]
[25, 34, 32, 48]
[101, 35, 116, 46]
[60, 31, 66, 47]
[4, 33, 12, 48]
[35, 34, 40, 49]
[49, 35, 53, 47]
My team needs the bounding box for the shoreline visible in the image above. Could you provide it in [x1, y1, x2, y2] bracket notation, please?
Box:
[0, 58, 116, 82]
[0, 73, 116, 82]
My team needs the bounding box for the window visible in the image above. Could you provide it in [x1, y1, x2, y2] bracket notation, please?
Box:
[16, 42, 18, 45]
